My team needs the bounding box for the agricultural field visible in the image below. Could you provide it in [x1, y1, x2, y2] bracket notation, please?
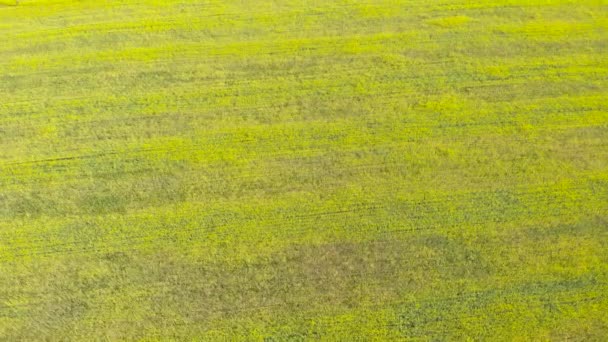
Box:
[0, 0, 607, 340]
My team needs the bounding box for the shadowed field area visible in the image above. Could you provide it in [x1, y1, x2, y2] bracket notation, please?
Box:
[0, 0, 607, 340]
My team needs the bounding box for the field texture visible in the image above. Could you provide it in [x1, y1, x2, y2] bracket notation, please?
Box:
[1, 0, 607, 340]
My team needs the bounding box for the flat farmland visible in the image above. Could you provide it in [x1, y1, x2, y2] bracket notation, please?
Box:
[0, 0, 607, 340]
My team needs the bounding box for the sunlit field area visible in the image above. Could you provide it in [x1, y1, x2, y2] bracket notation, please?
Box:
[0, 0, 607, 340]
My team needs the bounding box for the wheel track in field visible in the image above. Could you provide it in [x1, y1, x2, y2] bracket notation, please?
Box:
[2, 1, 593, 49]
[2, 48, 604, 113]
[2, 277, 602, 337]
[2, 24, 603, 85]
[1, 100, 604, 173]
[0, 250, 605, 319]
[0, 181, 603, 262]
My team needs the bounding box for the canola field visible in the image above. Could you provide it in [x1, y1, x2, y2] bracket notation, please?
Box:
[0, 0, 607, 340]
